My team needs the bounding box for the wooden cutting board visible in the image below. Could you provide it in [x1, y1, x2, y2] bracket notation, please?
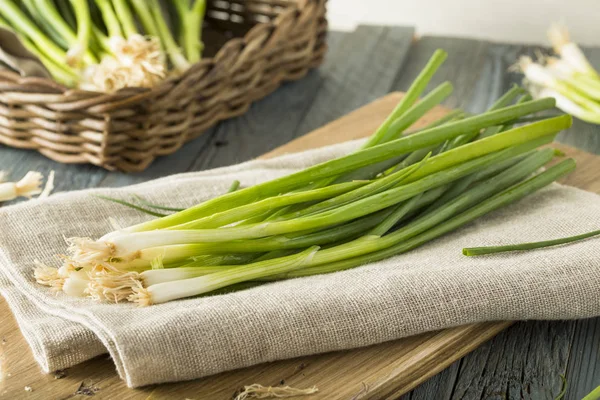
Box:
[1, 93, 598, 399]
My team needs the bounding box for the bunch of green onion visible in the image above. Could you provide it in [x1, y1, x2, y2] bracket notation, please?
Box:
[0, 0, 206, 92]
[515, 24, 600, 124]
[34, 49, 577, 306]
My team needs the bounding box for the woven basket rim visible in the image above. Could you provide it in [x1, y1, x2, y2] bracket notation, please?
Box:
[0, 0, 311, 100]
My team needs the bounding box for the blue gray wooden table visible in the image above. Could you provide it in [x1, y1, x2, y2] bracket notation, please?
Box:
[1, 26, 599, 399]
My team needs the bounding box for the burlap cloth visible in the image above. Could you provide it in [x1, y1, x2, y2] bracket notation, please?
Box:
[0, 140, 599, 388]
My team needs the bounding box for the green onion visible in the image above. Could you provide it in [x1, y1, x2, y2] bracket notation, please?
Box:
[362, 49, 448, 148]
[0, 172, 43, 202]
[79, 140, 560, 261]
[379, 81, 454, 143]
[582, 384, 600, 400]
[130, 246, 319, 305]
[100, 97, 556, 237]
[519, 57, 600, 114]
[0, 0, 205, 90]
[0, 0, 73, 68]
[111, 0, 137, 38]
[228, 180, 241, 193]
[140, 266, 234, 287]
[276, 159, 576, 279]
[23, 0, 68, 48]
[420, 151, 532, 215]
[129, 0, 160, 37]
[174, 0, 206, 63]
[265, 154, 430, 222]
[0, 13, 78, 86]
[463, 228, 600, 256]
[93, 0, 122, 38]
[32, 50, 577, 306]
[548, 24, 598, 79]
[147, 0, 190, 73]
[292, 149, 558, 269]
[405, 114, 568, 182]
[66, 0, 93, 67]
[368, 193, 424, 236]
[538, 88, 600, 124]
[331, 53, 452, 184]
[515, 26, 600, 124]
[106, 245, 250, 271]
[93, 194, 168, 218]
[410, 109, 466, 133]
[108, 209, 392, 270]
[478, 84, 525, 138]
[169, 180, 369, 230]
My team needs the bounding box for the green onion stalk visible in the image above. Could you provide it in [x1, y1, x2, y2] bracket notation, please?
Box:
[547, 24, 598, 79]
[25, 0, 97, 67]
[174, 0, 207, 63]
[97, 190, 449, 274]
[0, 16, 75, 86]
[258, 71, 457, 220]
[146, 0, 190, 73]
[78, 0, 167, 92]
[582, 384, 600, 400]
[0, 0, 203, 92]
[94, 179, 242, 218]
[22, 0, 67, 48]
[130, 246, 320, 306]
[361, 49, 448, 149]
[66, 0, 94, 67]
[463, 228, 600, 256]
[255, 150, 568, 280]
[0, 0, 80, 85]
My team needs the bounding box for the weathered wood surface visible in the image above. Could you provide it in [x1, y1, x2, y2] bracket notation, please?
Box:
[391, 36, 600, 400]
[1, 91, 597, 400]
[0, 27, 599, 399]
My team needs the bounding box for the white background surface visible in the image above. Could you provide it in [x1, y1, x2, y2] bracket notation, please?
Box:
[327, 0, 599, 46]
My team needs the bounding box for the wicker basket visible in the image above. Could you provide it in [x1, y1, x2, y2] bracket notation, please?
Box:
[0, 0, 327, 172]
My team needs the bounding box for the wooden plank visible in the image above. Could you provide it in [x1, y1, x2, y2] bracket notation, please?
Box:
[392, 36, 600, 400]
[1, 92, 597, 400]
[565, 319, 600, 400]
[447, 321, 575, 400]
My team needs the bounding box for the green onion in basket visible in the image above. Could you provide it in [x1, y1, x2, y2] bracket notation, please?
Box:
[0, 0, 207, 92]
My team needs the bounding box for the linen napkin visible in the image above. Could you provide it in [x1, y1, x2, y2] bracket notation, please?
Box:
[1, 139, 599, 388]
